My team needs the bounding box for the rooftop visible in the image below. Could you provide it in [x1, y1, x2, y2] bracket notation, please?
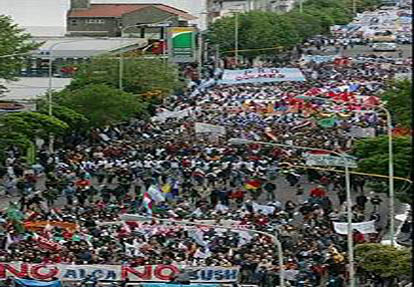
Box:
[68, 3, 197, 20]
[31, 37, 147, 58]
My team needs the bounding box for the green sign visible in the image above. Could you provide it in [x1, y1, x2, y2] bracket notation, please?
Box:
[168, 27, 196, 63]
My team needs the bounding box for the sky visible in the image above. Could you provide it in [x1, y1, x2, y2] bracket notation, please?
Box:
[0, 0, 207, 35]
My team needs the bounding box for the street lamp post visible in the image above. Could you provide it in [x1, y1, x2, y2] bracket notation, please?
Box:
[228, 138, 355, 287]
[123, 214, 285, 287]
[234, 11, 239, 66]
[198, 31, 203, 80]
[296, 95, 395, 246]
[119, 16, 176, 91]
[47, 40, 93, 153]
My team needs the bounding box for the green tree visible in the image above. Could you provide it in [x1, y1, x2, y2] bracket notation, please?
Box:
[0, 112, 68, 161]
[353, 136, 412, 203]
[37, 100, 89, 130]
[283, 12, 325, 41]
[68, 56, 183, 97]
[355, 243, 411, 283]
[0, 131, 31, 162]
[208, 11, 300, 58]
[54, 84, 148, 127]
[0, 112, 69, 139]
[381, 80, 412, 129]
[0, 15, 40, 92]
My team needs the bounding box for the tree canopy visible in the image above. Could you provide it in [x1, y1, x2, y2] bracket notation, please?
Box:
[0, 15, 40, 92]
[355, 243, 411, 279]
[0, 112, 69, 139]
[37, 100, 89, 130]
[353, 136, 412, 203]
[54, 84, 149, 128]
[207, 0, 379, 57]
[68, 56, 184, 97]
[0, 112, 69, 161]
[381, 80, 412, 129]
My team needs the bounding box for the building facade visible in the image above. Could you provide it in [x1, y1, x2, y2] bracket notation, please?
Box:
[66, 0, 197, 37]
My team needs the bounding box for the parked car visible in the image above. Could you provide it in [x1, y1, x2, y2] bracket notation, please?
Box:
[372, 42, 397, 51]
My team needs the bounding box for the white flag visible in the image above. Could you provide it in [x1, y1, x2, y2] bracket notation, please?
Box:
[147, 185, 165, 203]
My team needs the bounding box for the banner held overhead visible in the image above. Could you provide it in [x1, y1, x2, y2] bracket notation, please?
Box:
[219, 67, 306, 84]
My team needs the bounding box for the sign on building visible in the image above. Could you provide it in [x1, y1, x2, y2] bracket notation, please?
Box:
[168, 27, 197, 63]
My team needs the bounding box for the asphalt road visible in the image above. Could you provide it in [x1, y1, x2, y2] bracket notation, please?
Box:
[0, 170, 396, 235]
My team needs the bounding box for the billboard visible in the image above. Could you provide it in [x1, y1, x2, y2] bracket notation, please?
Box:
[168, 27, 197, 63]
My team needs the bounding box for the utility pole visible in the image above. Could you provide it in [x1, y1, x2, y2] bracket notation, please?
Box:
[198, 31, 203, 79]
[215, 44, 220, 69]
[234, 11, 239, 66]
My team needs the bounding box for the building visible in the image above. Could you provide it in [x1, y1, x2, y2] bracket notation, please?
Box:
[21, 37, 147, 77]
[66, 0, 197, 37]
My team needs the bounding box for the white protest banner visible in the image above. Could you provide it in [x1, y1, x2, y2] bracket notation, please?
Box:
[219, 67, 306, 85]
[195, 123, 226, 136]
[350, 126, 376, 138]
[0, 263, 239, 283]
[301, 55, 339, 64]
[333, 220, 377, 235]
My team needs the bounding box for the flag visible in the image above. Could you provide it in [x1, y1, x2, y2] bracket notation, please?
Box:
[15, 278, 61, 287]
[142, 192, 153, 215]
[215, 204, 229, 212]
[194, 246, 212, 258]
[237, 231, 253, 247]
[5, 233, 14, 251]
[147, 185, 165, 203]
[6, 202, 25, 233]
[6, 202, 24, 221]
[244, 179, 261, 190]
[42, 222, 53, 239]
[161, 183, 171, 194]
[252, 202, 276, 215]
[188, 229, 207, 246]
[318, 117, 336, 128]
[122, 221, 132, 234]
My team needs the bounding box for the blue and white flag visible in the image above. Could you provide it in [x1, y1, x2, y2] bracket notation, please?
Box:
[15, 279, 62, 287]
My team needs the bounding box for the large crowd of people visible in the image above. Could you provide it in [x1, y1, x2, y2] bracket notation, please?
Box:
[0, 6, 412, 287]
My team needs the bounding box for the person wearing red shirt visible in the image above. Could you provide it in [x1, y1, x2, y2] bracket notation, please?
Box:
[309, 185, 327, 198]
[75, 178, 91, 189]
[353, 230, 366, 244]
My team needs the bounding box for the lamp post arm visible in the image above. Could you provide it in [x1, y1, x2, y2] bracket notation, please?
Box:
[124, 215, 285, 287]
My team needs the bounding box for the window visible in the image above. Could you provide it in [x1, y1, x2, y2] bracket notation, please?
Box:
[86, 19, 105, 24]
